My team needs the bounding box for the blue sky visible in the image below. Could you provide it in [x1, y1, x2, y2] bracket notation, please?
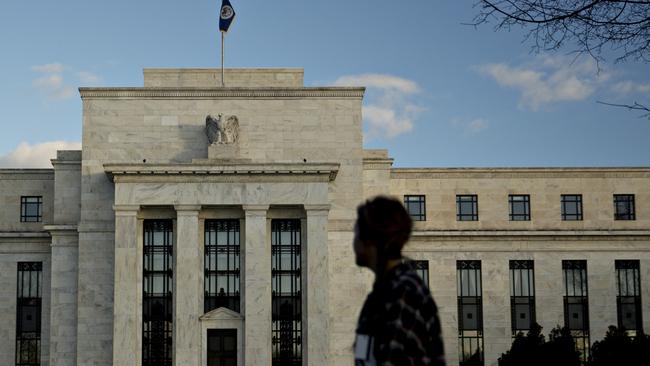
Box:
[0, 0, 649, 168]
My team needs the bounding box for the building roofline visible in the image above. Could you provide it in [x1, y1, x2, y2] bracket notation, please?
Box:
[79, 87, 365, 99]
[391, 167, 650, 173]
[0, 169, 54, 174]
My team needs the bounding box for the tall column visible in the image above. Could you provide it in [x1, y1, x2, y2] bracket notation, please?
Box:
[45, 225, 79, 366]
[112, 205, 141, 366]
[243, 205, 271, 366]
[174, 205, 202, 366]
[304, 205, 330, 366]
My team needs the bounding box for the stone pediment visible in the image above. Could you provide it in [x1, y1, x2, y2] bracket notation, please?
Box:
[103, 162, 339, 183]
[200, 307, 244, 321]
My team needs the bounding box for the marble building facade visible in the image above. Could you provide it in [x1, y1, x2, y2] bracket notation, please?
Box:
[0, 68, 648, 366]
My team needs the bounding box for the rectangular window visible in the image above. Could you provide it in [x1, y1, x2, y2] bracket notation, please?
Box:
[143, 220, 173, 366]
[205, 219, 241, 313]
[614, 194, 635, 220]
[16, 262, 42, 366]
[404, 195, 426, 221]
[457, 260, 483, 366]
[509, 260, 535, 336]
[207, 329, 237, 366]
[271, 220, 302, 366]
[456, 195, 478, 221]
[615, 260, 642, 335]
[561, 195, 583, 221]
[20, 197, 42, 223]
[509, 195, 530, 221]
[413, 260, 429, 288]
[563, 260, 589, 363]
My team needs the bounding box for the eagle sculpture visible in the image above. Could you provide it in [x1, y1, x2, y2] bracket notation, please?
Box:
[206, 114, 239, 145]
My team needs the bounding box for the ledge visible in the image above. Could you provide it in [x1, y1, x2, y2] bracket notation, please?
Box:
[104, 162, 339, 183]
[391, 167, 650, 179]
[412, 229, 650, 239]
[0, 231, 50, 238]
[79, 87, 365, 99]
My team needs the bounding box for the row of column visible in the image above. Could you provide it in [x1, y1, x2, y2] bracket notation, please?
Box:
[113, 204, 330, 366]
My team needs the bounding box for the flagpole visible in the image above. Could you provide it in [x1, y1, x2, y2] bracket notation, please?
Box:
[221, 31, 225, 87]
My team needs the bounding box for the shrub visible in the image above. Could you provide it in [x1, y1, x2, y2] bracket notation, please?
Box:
[498, 323, 581, 366]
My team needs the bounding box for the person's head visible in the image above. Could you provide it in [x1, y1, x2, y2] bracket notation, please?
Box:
[353, 196, 413, 272]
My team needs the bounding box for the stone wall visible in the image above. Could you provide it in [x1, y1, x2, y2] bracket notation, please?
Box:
[366, 161, 650, 366]
[0, 170, 53, 231]
[78, 70, 365, 365]
[0, 246, 51, 366]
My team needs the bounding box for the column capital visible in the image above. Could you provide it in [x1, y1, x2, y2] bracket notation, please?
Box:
[113, 205, 140, 216]
[243, 204, 269, 216]
[174, 205, 202, 214]
[304, 204, 331, 215]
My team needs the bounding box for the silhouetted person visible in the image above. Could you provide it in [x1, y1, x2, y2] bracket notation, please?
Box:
[354, 196, 445, 366]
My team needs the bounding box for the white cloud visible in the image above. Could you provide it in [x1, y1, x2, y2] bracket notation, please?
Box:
[77, 71, 102, 84]
[0, 141, 81, 168]
[30, 63, 76, 100]
[451, 117, 489, 135]
[333, 74, 424, 139]
[31, 63, 65, 73]
[466, 118, 488, 134]
[612, 81, 650, 95]
[33, 74, 63, 89]
[476, 56, 605, 110]
[334, 73, 420, 94]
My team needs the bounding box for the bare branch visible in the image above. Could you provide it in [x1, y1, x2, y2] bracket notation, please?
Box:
[597, 100, 650, 118]
[472, 0, 650, 63]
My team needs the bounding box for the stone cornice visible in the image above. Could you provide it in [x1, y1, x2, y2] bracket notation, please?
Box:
[104, 162, 339, 183]
[391, 167, 650, 179]
[79, 87, 365, 99]
[411, 229, 650, 240]
[43, 224, 78, 233]
[0, 231, 50, 239]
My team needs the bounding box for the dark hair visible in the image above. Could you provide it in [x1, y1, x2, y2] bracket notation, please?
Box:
[356, 196, 413, 259]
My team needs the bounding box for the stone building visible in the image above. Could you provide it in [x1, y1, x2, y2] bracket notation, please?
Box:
[0, 68, 648, 366]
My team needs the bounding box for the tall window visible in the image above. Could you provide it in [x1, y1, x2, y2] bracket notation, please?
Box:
[509, 195, 530, 221]
[509, 260, 535, 336]
[561, 195, 583, 221]
[614, 194, 635, 220]
[457, 260, 483, 366]
[563, 260, 589, 363]
[413, 260, 429, 288]
[205, 219, 241, 313]
[143, 220, 173, 366]
[271, 220, 302, 366]
[20, 197, 42, 223]
[404, 195, 426, 221]
[456, 195, 478, 221]
[16, 262, 42, 366]
[615, 260, 642, 335]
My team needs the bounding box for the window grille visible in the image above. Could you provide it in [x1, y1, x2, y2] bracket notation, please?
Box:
[614, 195, 635, 220]
[561, 195, 583, 221]
[204, 219, 241, 313]
[20, 197, 42, 223]
[143, 220, 173, 366]
[271, 219, 302, 366]
[404, 195, 426, 221]
[562, 260, 589, 363]
[16, 262, 42, 366]
[509, 260, 535, 336]
[615, 260, 642, 335]
[509, 195, 530, 221]
[413, 260, 429, 288]
[456, 195, 478, 221]
[457, 260, 483, 366]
